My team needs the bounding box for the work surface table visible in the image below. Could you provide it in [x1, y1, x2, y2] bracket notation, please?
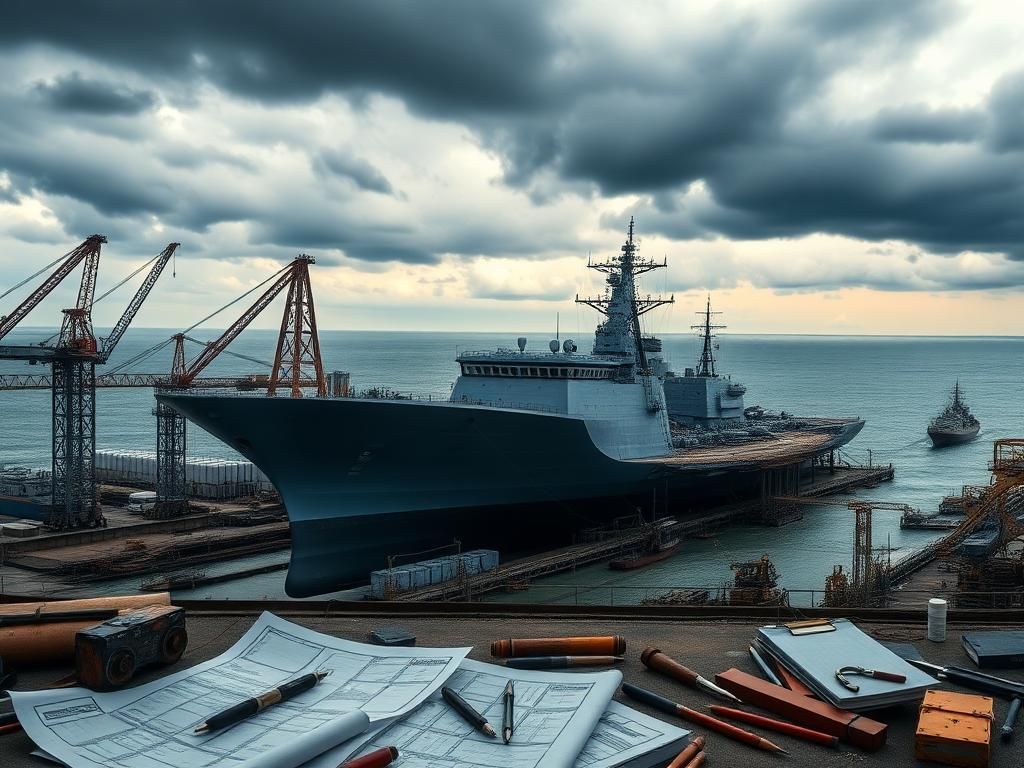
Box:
[1, 611, 1021, 767]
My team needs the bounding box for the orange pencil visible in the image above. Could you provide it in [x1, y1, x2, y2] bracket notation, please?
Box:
[709, 705, 839, 748]
[683, 752, 706, 768]
[622, 683, 787, 755]
[667, 736, 705, 767]
[0, 722, 23, 736]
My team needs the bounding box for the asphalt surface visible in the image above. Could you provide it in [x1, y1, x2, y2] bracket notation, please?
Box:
[1, 612, 1021, 767]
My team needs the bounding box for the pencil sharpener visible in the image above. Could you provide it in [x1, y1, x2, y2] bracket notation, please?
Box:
[75, 605, 187, 691]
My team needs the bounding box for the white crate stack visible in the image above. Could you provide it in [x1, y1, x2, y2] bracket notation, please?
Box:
[95, 449, 273, 499]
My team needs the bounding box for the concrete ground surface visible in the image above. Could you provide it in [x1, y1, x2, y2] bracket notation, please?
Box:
[1, 611, 1021, 767]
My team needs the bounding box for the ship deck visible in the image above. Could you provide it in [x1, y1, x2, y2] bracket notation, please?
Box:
[1, 604, 1022, 768]
[643, 428, 846, 468]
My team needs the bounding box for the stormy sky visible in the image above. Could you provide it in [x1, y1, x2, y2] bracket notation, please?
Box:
[2, 0, 1024, 335]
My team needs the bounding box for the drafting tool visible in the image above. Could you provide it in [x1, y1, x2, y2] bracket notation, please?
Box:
[906, 659, 1024, 699]
[490, 636, 625, 658]
[834, 665, 906, 692]
[709, 705, 839, 748]
[666, 735, 705, 768]
[502, 680, 514, 744]
[194, 669, 331, 733]
[442, 686, 496, 737]
[504, 656, 623, 669]
[641, 647, 742, 704]
[682, 753, 706, 768]
[748, 645, 783, 686]
[1001, 697, 1022, 741]
[621, 682, 788, 755]
[339, 746, 399, 768]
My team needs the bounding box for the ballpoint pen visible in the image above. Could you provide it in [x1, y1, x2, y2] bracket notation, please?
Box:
[502, 681, 514, 744]
[442, 686, 497, 737]
[194, 669, 331, 734]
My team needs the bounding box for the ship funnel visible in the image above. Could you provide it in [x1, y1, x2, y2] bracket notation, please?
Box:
[563, 339, 576, 354]
[549, 339, 560, 353]
[517, 337, 527, 352]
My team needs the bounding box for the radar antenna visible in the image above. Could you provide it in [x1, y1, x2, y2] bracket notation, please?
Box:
[574, 217, 673, 371]
[692, 295, 725, 377]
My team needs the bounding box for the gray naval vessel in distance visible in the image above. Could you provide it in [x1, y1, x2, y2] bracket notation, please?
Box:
[928, 381, 980, 447]
[160, 220, 864, 597]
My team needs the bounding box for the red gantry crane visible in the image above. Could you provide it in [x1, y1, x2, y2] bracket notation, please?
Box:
[152, 254, 326, 517]
[0, 238, 179, 527]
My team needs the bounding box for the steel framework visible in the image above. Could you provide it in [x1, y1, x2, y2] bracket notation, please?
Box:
[0, 237, 176, 528]
[154, 256, 327, 515]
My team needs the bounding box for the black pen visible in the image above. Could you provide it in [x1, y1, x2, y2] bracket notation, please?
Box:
[195, 670, 331, 734]
[442, 686, 496, 738]
[502, 681, 514, 744]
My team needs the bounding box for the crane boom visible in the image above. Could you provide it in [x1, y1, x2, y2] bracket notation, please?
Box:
[177, 264, 295, 385]
[99, 243, 179, 362]
[0, 234, 106, 341]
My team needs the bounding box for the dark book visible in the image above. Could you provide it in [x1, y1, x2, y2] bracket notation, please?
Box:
[962, 630, 1024, 669]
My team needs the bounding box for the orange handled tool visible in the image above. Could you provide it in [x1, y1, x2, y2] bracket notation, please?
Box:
[490, 636, 625, 658]
[641, 646, 742, 704]
[709, 705, 839, 748]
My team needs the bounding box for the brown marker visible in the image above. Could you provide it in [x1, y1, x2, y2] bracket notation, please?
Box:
[490, 636, 625, 658]
[641, 647, 742, 704]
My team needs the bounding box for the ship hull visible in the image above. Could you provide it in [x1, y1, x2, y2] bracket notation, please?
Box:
[159, 393, 863, 596]
[927, 424, 980, 447]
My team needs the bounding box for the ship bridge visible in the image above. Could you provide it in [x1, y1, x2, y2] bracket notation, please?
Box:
[456, 349, 628, 381]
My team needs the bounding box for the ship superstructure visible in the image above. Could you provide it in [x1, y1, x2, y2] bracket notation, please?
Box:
[662, 296, 747, 425]
[159, 220, 865, 596]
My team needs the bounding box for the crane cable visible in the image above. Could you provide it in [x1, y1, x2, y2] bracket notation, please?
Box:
[0, 250, 70, 303]
[93, 252, 162, 305]
[106, 263, 289, 375]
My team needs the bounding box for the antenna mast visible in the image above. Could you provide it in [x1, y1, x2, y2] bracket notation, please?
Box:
[692, 295, 726, 377]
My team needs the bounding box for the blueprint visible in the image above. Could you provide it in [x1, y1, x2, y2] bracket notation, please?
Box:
[12, 612, 469, 768]
[327, 658, 624, 768]
[576, 701, 690, 768]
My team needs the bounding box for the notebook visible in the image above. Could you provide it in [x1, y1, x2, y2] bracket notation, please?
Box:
[962, 630, 1024, 669]
[757, 618, 936, 710]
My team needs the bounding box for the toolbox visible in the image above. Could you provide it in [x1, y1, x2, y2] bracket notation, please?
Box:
[915, 689, 993, 768]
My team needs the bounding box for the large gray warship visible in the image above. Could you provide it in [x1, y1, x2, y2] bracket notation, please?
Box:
[928, 381, 980, 447]
[160, 221, 864, 596]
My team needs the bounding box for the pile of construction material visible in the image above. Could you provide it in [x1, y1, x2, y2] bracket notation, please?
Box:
[369, 549, 499, 599]
[95, 449, 273, 499]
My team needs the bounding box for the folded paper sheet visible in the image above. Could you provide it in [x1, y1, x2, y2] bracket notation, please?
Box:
[326, 658, 686, 768]
[12, 612, 469, 768]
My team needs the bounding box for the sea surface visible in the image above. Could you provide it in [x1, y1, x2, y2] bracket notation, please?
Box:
[2, 328, 1023, 602]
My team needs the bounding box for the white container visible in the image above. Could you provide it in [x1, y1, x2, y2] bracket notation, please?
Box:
[927, 597, 948, 642]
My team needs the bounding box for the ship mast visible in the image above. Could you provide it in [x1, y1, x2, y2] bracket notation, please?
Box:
[692, 295, 725, 377]
[575, 218, 673, 372]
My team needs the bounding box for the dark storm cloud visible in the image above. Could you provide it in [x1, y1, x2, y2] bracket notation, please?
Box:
[313, 150, 393, 194]
[987, 71, 1024, 152]
[871, 105, 985, 144]
[33, 72, 156, 115]
[0, 0, 553, 114]
[3, 0, 1024, 280]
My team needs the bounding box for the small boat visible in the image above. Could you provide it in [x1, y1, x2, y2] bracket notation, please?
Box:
[928, 381, 980, 447]
[609, 538, 680, 570]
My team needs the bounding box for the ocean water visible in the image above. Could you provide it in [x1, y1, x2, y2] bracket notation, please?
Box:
[2, 327, 1023, 601]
